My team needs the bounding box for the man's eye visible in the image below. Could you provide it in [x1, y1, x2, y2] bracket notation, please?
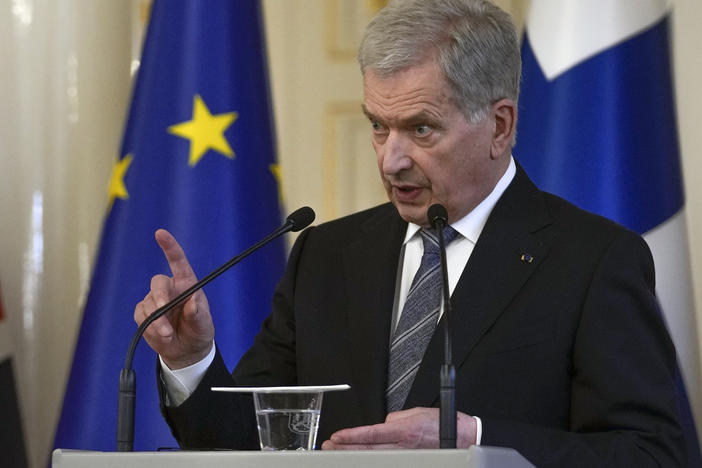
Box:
[415, 125, 431, 136]
[371, 120, 385, 132]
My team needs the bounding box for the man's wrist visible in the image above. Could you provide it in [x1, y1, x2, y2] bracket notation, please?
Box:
[161, 341, 215, 370]
[457, 412, 481, 447]
[159, 341, 215, 406]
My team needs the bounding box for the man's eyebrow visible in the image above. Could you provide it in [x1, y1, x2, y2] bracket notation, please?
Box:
[361, 104, 376, 120]
[403, 111, 440, 125]
[361, 107, 441, 128]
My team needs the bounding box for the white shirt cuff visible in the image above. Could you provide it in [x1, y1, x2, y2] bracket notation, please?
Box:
[159, 342, 216, 407]
[474, 416, 482, 445]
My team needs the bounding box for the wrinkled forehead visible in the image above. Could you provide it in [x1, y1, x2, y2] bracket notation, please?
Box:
[362, 63, 455, 117]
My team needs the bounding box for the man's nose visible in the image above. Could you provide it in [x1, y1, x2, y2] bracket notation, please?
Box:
[382, 131, 412, 175]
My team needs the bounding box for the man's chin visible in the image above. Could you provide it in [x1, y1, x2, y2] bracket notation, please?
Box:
[392, 201, 430, 226]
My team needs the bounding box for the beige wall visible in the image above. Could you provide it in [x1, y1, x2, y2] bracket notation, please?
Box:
[674, 0, 702, 366]
[0, 2, 133, 467]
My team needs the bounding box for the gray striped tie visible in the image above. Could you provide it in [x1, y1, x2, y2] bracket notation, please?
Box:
[386, 226, 459, 413]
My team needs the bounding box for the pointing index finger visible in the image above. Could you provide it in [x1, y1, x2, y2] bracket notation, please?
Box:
[154, 229, 197, 283]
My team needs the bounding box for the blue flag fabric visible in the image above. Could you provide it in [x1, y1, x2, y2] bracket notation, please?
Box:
[53, 0, 285, 451]
[517, 3, 701, 464]
[517, 16, 682, 234]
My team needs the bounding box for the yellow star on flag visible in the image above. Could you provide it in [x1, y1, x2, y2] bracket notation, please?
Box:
[107, 154, 134, 211]
[270, 163, 284, 203]
[168, 94, 238, 166]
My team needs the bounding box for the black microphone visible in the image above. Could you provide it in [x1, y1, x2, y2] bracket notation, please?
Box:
[117, 206, 315, 451]
[427, 204, 457, 449]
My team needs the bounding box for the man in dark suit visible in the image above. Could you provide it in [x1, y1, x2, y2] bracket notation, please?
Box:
[134, 0, 686, 466]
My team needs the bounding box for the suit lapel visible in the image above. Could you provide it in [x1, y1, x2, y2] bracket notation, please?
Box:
[343, 204, 406, 423]
[405, 166, 555, 408]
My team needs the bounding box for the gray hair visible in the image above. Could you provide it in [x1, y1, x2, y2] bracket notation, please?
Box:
[358, 0, 521, 123]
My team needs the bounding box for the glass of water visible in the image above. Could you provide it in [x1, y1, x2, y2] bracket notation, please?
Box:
[210, 384, 349, 451]
[253, 389, 323, 451]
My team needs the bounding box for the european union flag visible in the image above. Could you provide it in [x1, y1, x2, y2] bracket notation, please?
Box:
[516, 1, 701, 463]
[53, 0, 285, 451]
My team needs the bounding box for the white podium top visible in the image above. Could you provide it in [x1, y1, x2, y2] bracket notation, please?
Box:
[52, 447, 536, 468]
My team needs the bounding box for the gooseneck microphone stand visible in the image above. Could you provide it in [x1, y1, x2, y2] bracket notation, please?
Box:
[428, 204, 457, 449]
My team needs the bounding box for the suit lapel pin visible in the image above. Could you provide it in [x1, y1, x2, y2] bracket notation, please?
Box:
[520, 253, 534, 263]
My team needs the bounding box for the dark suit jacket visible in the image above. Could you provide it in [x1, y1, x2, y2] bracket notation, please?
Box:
[161, 165, 685, 467]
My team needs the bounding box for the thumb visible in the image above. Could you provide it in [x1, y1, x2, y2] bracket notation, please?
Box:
[181, 291, 210, 325]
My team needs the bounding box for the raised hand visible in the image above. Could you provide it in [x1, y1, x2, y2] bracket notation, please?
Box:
[134, 229, 215, 369]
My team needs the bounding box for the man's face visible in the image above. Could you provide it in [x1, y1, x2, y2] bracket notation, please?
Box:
[363, 59, 507, 226]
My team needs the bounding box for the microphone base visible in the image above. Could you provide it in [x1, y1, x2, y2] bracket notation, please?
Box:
[117, 368, 136, 452]
[439, 364, 457, 449]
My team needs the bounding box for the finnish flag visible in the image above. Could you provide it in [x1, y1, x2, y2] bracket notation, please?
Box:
[516, 0, 701, 461]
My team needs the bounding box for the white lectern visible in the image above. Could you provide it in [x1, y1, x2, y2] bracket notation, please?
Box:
[52, 447, 536, 468]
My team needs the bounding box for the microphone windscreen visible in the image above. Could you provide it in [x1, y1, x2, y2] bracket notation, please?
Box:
[428, 204, 448, 228]
[287, 206, 316, 232]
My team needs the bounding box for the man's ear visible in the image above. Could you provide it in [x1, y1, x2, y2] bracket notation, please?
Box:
[490, 99, 517, 159]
